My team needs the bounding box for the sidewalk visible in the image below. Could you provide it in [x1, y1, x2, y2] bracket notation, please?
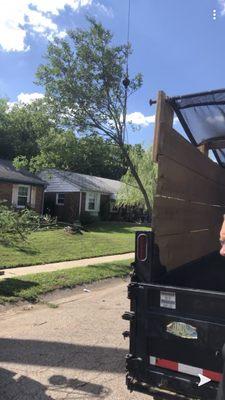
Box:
[0, 252, 134, 280]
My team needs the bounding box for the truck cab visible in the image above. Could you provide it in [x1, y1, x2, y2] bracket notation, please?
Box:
[124, 89, 225, 399]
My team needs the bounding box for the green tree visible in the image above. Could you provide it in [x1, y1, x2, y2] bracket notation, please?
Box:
[0, 99, 15, 159]
[0, 98, 57, 160]
[0, 203, 40, 244]
[13, 129, 127, 179]
[36, 18, 152, 214]
[0, 97, 126, 179]
[116, 147, 157, 211]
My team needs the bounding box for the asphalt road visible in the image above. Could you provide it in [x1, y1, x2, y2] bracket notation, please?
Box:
[0, 278, 151, 400]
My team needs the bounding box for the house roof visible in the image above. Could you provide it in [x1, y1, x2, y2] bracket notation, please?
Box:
[38, 169, 124, 194]
[0, 159, 46, 186]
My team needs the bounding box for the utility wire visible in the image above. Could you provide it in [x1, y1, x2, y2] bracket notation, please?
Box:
[122, 0, 131, 143]
[126, 0, 131, 75]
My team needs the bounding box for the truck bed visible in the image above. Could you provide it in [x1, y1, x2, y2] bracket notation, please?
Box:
[126, 280, 225, 399]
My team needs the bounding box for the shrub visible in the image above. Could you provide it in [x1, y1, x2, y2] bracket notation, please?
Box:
[0, 203, 40, 244]
[79, 211, 98, 226]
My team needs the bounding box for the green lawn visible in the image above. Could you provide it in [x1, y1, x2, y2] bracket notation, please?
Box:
[0, 223, 149, 269]
[0, 259, 131, 303]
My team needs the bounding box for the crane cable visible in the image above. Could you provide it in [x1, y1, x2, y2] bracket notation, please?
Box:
[122, 0, 131, 142]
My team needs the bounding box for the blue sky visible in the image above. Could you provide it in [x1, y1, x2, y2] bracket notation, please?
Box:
[0, 0, 224, 147]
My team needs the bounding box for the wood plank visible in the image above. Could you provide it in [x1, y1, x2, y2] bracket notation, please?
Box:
[156, 124, 225, 186]
[198, 143, 209, 156]
[157, 155, 225, 205]
[155, 229, 220, 271]
[153, 196, 225, 236]
[153, 91, 174, 162]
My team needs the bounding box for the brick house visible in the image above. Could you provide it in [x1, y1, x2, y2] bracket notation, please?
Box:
[39, 169, 124, 222]
[0, 159, 45, 213]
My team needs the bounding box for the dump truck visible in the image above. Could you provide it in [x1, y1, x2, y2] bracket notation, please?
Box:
[123, 89, 225, 399]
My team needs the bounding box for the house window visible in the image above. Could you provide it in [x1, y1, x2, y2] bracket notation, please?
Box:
[17, 186, 29, 207]
[85, 192, 100, 212]
[88, 194, 96, 210]
[56, 193, 65, 205]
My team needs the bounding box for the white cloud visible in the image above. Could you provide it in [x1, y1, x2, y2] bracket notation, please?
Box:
[218, 0, 225, 15]
[126, 112, 179, 128]
[126, 112, 156, 127]
[0, 0, 92, 52]
[8, 92, 44, 109]
[17, 92, 44, 104]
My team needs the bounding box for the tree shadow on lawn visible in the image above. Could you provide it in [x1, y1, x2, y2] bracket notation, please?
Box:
[90, 222, 150, 235]
[0, 239, 39, 256]
[0, 278, 39, 301]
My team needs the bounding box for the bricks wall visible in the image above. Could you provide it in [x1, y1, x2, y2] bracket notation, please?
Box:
[0, 182, 44, 214]
[44, 192, 81, 222]
[0, 182, 13, 205]
[34, 186, 44, 214]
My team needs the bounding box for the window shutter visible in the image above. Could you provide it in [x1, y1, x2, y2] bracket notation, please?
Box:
[96, 193, 100, 212]
[12, 185, 18, 206]
[31, 186, 36, 208]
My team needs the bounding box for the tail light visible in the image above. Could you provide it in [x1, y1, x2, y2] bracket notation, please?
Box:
[137, 233, 148, 262]
[134, 231, 153, 283]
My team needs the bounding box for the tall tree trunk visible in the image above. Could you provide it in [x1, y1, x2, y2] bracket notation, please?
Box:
[119, 142, 152, 220]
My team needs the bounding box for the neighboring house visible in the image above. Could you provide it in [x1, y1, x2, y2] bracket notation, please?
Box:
[39, 169, 124, 222]
[0, 159, 45, 214]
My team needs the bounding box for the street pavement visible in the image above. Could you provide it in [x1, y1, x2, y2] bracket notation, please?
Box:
[0, 278, 151, 400]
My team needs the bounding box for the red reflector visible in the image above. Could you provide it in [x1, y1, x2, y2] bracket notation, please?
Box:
[203, 370, 222, 382]
[156, 358, 178, 371]
[137, 233, 148, 261]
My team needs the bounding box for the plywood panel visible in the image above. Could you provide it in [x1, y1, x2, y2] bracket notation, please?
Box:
[156, 124, 225, 186]
[153, 91, 225, 271]
[154, 196, 225, 236]
[155, 229, 220, 271]
[157, 155, 225, 205]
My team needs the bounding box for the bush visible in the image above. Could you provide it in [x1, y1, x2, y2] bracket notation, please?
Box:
[0, 203, 40, 244]
[79, 211, 98, 226]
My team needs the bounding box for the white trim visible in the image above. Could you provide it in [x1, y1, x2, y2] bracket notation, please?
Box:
[85, 192, 100, 213]
[31, 186, 36, 208]
[12, 184, 18, 206]
[79, 192, 82, 215]
[56, 192, 65, 206]
[12, 184, 31, 208]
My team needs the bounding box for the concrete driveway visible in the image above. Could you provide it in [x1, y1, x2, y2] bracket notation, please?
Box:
[0, 278, 151, 400]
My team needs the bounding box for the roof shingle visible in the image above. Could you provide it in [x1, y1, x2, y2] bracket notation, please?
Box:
[39, 169, 123, 194]
[0, 159, 45, 186]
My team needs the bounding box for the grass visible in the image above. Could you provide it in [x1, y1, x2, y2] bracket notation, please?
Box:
[0, 259, 131, 304]
[0, 222, 148, 269]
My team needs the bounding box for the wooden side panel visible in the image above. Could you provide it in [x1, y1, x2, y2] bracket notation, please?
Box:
[156, 229, 220, 270]
[154, 196, 225, 236]
[153, 91, 225, 271]
[156, 125, 225, 186]
[157, 155, 225, 205]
